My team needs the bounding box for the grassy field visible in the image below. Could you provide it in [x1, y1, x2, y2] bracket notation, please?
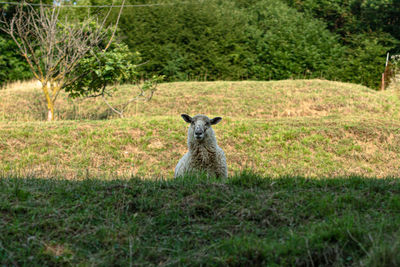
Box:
[1, 79, 400, 121]
[0, 80, 399, 178]
[1, 173, 400, 266]
[1, 79, 400, 265]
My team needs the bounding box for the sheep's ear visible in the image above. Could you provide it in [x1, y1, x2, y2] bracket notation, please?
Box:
[181, 114, 192, 123]
[210, 117, 222, 125]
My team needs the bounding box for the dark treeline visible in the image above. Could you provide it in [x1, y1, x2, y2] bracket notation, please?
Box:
[0, 0, 399, 89]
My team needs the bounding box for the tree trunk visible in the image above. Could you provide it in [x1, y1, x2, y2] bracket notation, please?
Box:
[42, 83, 55, 121]
[47, 105, 54, 121]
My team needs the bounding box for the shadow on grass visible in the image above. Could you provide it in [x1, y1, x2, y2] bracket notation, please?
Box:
[1, 172, 400, 266]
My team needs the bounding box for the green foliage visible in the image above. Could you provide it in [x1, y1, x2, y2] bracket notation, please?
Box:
[0, 0, 55, 86]
[115, 0, 346, 82]
[390, 54, 400, 80]
[118, 0, 251, 81]
[339, 36, 392, 88]
[112, 0, 397, 88]
[283, 0, 400, 42]
[283, 0, 360, 37]
[2, 0, 400, 89]
[243, 0, 344, 80]
[139, 75, 164, 93]
[282, 0, 400, 88]
[64, 43, 140, 98]
[0, 36, 32, 87]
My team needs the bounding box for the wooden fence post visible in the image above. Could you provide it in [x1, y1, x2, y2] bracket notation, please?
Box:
[381, 52, 390, 91]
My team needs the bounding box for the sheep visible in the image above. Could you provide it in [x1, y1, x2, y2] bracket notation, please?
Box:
[174, 114, 228, 178]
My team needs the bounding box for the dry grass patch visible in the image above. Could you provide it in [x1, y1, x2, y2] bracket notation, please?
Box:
[2, 79, 41, 91]
[1, 80, 399, 121]
[1, 115, 399, 178]
[1, 80, 399, 178]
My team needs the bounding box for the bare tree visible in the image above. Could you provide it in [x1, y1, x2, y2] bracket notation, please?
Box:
[0, 1, 124, 121]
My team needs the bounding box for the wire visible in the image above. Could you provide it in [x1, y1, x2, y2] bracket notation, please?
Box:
[0, 1, 189, 8]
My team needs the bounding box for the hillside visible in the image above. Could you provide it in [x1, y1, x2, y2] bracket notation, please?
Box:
[1, 79, 400, 121]
[0, 80, 399, 178]
[1, 79, 400, 265]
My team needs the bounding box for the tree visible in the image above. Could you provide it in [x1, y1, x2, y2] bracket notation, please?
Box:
[113, 0, 345, 82]
[64, 42, 164, 118]
[242, 0, 344, 81]
[282, 0, 400, 88]
[117, 0, 251, 81]
[0, 36, 32, 87]
[0, 1, 125, 120]
[0, 1, 41, 86]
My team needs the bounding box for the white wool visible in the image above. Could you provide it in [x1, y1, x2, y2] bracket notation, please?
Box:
[174, 114, 228, 178]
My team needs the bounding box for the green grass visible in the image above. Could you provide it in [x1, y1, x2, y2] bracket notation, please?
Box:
[1, 80, 400, 264]
[1, 173, 400, 266]
[1, 80, 399, 178]
[1, 116, 399, 178]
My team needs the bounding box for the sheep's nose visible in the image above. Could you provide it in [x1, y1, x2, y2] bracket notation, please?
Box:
[195, 127, 202, 134]
[195, 128, 203, 139]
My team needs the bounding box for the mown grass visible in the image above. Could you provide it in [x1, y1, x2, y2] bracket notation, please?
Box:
[1, 80, 400, 178]
[1, 115, 399, 178]
[1, 80, 400, 121]
[1, 173, 400, 266]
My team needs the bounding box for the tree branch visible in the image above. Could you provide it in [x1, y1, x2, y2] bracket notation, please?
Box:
[103, 0, 125, 52]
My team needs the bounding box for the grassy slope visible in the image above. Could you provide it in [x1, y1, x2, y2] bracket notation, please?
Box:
[1, 80, 400, 265]
[0, 80, 399, 178]
[1, 80, 400, 121]
[1, 174, 400, 266]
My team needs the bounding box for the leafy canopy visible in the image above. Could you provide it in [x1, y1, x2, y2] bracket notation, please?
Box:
[65, 43, 140, 98]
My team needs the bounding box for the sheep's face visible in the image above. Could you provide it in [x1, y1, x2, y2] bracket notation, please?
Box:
[181, 114, 222, 142]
